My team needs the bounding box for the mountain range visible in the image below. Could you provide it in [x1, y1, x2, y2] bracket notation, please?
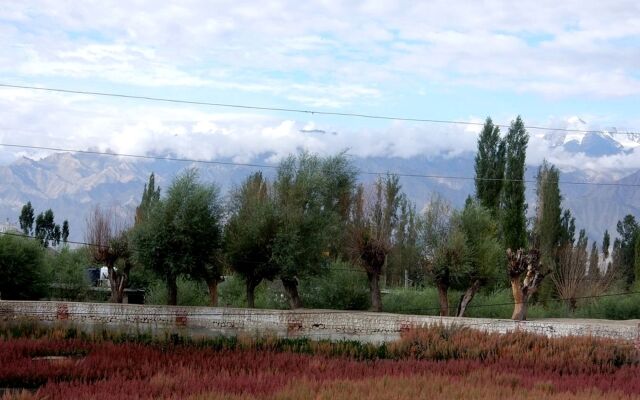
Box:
[1, 130, 639, 245]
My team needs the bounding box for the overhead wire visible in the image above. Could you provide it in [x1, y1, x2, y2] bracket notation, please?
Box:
[1, 142, 639, 187]
[1, 83, 639, 135]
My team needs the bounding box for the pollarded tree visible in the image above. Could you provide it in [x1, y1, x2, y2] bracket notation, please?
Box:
[502, 116, 529, 251]
[85, 205, 132, 303]
[133, 169, 224, 306]
[225, 172, 279, 308]
[506, 248, 545, 320]
[454, 201, 503, 317]
[474, 117, 506, 215]
[272, 152, 357, 308]
[348, 175, 403, 312]
[420, 194, 455, 315]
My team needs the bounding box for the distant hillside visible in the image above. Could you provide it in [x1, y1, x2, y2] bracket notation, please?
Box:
[0, 152, 637, 243]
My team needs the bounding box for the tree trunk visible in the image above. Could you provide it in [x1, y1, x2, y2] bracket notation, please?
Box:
[246, 279, 259, 308]
[206, 279, 219, 307]
[281, 277, 303, 309]
[456, 279, 481, 317]
[107, 265, 124, 303]
[437, 282, 449, 317]
[167, 276, 178, 306]
[368, 272, 382, 312]
[510, 279, 526, 320]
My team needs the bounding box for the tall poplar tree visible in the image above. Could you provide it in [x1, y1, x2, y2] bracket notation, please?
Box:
[533, 160, 562, 268]
[474, 117, 506, 214]
[502, 116, 529, 250]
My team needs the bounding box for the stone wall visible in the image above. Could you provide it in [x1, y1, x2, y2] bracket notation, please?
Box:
[1, 300, 638, 343]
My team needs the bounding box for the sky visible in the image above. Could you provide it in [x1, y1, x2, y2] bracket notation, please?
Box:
[1, 1, 640, 172]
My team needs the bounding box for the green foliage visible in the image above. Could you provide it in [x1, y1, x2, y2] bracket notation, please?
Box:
[271, 152, 357, 307]
[382, 287, 445, 314]
[588, 241, 600, 279]
[144, 276, 210, 306]
[133, 169, 224, 305]
[273, 153, 355, 279]
[135, 172, 161, 224]
[0, 234, 47, 299]
[602, 229, 610, 259]
[225, 172, 279, 307]
[430, 221, 470, 288]
[34, 209, 63, 248]
[534, 160, 562, 269]
[474, 116, 506, 214]
[300, 261, 370, 310]
[559, 209, 576, 246]
[217, 275, 289, 309]
[615, 214, 638, 287]
[19, 201, 35, 236]
[501, 115, 529, 251]
[46, 246, 91, 301]
[61, 220, 69, 243]
[458, 201, 504, 286]
[387, 196, 421, 286]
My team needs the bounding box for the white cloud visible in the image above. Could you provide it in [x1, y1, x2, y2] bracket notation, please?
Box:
[2, 0, 640, 99]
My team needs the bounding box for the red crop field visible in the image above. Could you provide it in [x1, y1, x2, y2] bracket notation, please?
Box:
[1, 323, 639, 399]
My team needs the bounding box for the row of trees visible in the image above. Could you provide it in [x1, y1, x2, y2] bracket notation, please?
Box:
[18, 202, 69, 247]
[9, 117, 637, 321]
[79, 116, 539, 319]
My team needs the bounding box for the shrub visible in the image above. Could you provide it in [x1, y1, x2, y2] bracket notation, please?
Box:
[45, 247, 91, 301]
[300, 261, 370, 310]
[0, 235, 47, 300]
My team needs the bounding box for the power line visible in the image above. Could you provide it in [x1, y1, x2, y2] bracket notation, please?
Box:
[1, 83, 638, 136]
[2, 142, 639, 188]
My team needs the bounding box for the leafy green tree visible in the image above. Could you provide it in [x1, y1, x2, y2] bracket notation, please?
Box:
[272, 152, 357, 308]
[501, 116, 529, 251]
[559, 209, 576, 246]
[348, 175, 403, 312]
[387, 197, 421, 286]
[454, 201, 504, 317]
[0, 234, 47, 300]
[61, 220, 69, 243]
[135, 172, 161, 225]
[19, 202, 35, 236]
[602, 230, 611, 259]
[588, 241, 600, 279]
[133, 169, 224, 306]
[429, 224, 469, 316]
[615, 214, 639, 287]
[225, 172, 279, 307]
[35, 209, 62, 247]
[419, 194, 455, 316]
[533, 160, 562, 269]
[474, 117, 506, 214]
[635, 236, 640, 288]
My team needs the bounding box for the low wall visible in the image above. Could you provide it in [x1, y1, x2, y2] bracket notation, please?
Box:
[1, 301, 639, 343]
